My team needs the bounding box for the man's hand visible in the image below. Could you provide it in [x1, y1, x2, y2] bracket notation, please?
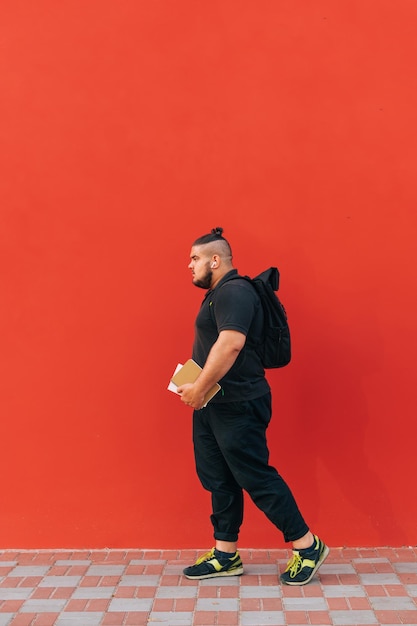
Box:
[177, 330, 246, 411]
[177, 383, 206, 410]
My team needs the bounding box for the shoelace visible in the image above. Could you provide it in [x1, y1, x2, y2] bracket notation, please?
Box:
[286, 552, 303, 577]
[195, 549, 215, 565]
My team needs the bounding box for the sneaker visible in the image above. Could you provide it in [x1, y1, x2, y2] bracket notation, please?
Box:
[280, 535, 329, 585]
[183, 548, 244, 580]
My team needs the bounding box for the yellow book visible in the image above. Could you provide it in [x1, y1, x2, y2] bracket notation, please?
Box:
[169, 359, 221, 406]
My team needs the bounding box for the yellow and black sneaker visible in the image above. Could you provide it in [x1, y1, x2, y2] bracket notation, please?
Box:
[183, 548, 244, 580]
[280, 535, 329, 586]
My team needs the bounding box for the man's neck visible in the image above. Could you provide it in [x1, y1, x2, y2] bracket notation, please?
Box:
[210, 267, 235, 290]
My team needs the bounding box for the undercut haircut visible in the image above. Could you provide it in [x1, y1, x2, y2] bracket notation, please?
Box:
[193, 227, 233, 260]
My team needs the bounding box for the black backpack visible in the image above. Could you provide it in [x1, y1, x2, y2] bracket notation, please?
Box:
[217, 267, 291, 369]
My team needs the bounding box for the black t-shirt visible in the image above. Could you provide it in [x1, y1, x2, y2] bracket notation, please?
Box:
[192, 269, 270, 403]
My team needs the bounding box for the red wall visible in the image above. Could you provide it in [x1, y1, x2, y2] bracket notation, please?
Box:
[1, 1, 416, 548]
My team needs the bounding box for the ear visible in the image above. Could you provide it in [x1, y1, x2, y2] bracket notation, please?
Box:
[210, 255, 219, 269]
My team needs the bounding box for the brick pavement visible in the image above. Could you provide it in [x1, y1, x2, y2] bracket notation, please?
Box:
[1, 547, 417, 625]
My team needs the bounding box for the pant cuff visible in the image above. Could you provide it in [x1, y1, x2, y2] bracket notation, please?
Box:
[284, 525, 310, 543]
[214, 531, 239, 542]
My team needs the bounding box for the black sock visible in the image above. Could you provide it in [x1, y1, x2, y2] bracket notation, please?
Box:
[299, 538, 317, 555]
[214, 548, 236, 560]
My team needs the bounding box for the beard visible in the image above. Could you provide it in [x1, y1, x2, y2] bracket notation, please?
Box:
[193, 267, 213, 290]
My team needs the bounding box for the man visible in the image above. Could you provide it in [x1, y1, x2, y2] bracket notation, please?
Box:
[177, 227, 328, 585]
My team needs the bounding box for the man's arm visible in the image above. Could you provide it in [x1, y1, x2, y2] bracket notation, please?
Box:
[177, 329, 246, 410]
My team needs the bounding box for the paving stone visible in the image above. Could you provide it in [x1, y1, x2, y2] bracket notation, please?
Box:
[321, 563, 356, 574]
[87, 566, 125, 576]
[55, 560, 92, 566]
[196, 597, 239, 610]
[164, 564, 186, 572]
[243, 564, 278, 574]
[241, 611, 285, 625]
[199, 576, 240, 586]
[240, 585, 282, 598]
[330, 609, 378, 624]
[0, 587, 34, 599]
[322, 584, 366, 597]
[394, 562, 417, 573]
[282, 596, 328, 611]
[9, 566, 50, 577]
[55, 612, 104, 625]
[108, 598, 154, 612]
[119, 575, 160, 586]
[146, 612, 193, 625]
[0, 547, 415, 625]
[370, 595, 416, 610]
[352, 558, 389, 563]
[39, 576, 81, 587]
[156, 586, 197, 598]
[359, 573, 401, 585]
[130, 560, 166, 565]
[72, 586, 116, 599]
[20, 599, 67, 612]
[406, 584, 417, 596]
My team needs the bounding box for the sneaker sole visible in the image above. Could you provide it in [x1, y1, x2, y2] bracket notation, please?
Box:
[184, 566, 244, 580]
[280, 545, 330, 586]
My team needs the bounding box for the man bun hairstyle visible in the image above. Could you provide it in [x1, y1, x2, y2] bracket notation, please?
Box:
[193, 227, 232, 258]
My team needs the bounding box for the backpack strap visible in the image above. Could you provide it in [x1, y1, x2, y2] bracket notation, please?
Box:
[207, 272, 262, 341]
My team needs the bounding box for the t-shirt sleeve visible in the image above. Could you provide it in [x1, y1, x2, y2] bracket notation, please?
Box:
[213, 282, 259, 335]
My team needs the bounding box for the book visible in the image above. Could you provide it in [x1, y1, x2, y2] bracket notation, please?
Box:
[168, 359, 221, 406]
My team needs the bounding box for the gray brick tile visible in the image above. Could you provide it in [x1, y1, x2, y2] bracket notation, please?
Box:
[330, 610, 378, 625]
[20, 599, 67, 613]
[352, 557, 389, 563]
[0, 587, 34, 600]
[55, 613, 104, 625]
[87, 565, 125, 576]
[200, 576, 240, 586]
[370, 595, 416, 610]
[394, 562, 417, 573]
[147, 612, 193, 625]
[119, 574, 160, 586]
[156, 586, 197, 598]
[282, 596, 328, 611]
[108, 597, 154, 612]
[72, 585, 116, 599]
[164, 564, 186, 575]
[243, 564, 278, 574]
[0, 615, 13, 626]
[322, 584, 366, 597]
[240, 585, 281, 598]
[39, 575, 82, 587]
[321, 563, 356, 574]
[359, 572, 401, 585]
[9, 565, 50, 577]
[241, 611, 285, 625]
